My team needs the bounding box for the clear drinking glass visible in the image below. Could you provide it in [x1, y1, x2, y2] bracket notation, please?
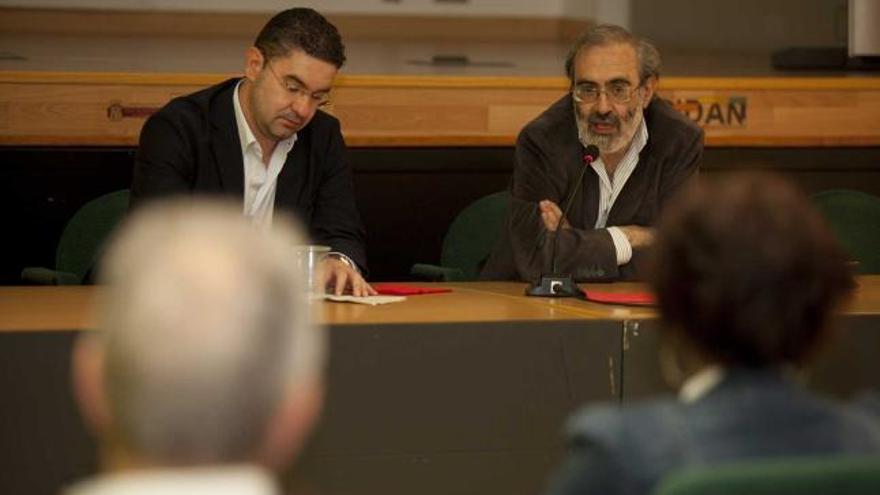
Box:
[297, 245, 330, 300]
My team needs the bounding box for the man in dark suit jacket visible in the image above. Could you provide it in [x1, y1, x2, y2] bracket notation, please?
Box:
[131, 8, 375, 296]
[545, 174, 880, 495]
[482, 25, 703, 282]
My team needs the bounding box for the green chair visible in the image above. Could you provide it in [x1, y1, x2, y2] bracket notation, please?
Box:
[411, 191, 509, 281]
[813, 189, 880, 274]
[22, 189, 130, 285]
[655, 456, 880, 495]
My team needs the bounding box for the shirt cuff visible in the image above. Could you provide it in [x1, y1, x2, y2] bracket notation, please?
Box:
[325, 251, 360, 274]
[606, 227, 633, 266]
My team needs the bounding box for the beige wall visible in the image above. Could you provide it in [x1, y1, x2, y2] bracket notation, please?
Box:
[631, 0, 847, 54]
[2, 0, 855, 54]
[0, 0, 593, 18]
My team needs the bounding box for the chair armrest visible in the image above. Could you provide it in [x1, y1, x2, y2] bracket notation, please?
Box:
[410, 263, 466, 282]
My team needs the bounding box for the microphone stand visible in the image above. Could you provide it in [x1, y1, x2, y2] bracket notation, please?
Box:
[525, 146, 598, 297]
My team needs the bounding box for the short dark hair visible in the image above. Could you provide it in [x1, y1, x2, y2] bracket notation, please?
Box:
[254, 8, 346, 68]
[564, 24, 660, 86]
[650, 173, 855, 368]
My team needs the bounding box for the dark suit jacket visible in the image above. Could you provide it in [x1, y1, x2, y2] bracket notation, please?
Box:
[481, 95, 703, 282]
[546, 369, 880, 495]
[131, 78, 368, 273]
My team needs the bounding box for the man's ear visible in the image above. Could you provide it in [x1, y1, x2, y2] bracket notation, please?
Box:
[71, 334, 112, 436]
[641, 76, 658, 108]
[258, 378, 324, 470]
[244, 46, 265, 82]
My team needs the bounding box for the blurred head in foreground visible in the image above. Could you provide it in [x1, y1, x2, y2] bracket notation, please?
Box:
[72, 199, 325, 475]
[650, 173, 855, 381]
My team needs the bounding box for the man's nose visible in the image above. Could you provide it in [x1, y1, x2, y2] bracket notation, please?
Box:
[594, 91, 612, 113]
[290, 94, 312, 117]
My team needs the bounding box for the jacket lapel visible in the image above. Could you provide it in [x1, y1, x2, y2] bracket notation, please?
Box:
[607, 144, 651, 224]
[275, 125, 311, 213]
[209, 79, 245, 198]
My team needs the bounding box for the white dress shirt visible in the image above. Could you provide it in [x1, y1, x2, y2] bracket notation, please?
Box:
[679, 365, 725, 404]
[589, 118, 649, 266]
[233, 81, 297, 231]
[231, 81, 358, 272]
[65, 465, 279, 495]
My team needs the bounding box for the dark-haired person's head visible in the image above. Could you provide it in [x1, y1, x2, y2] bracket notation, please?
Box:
[240, 8, 345, 149]
[254, 8, 346, 68]
[650, 173, 855, 373]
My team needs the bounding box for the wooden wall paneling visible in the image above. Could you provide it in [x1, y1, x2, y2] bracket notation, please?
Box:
[0, 83, 196, 145]
[3, 73, 880, 147]
[661, 87, 880, 146]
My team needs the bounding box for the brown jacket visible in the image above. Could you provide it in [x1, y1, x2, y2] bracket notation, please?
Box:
[481, 95, 703, 282]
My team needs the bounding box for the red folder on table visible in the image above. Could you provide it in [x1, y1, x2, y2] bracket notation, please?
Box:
[581, 289, 656, 306]
[373, 283, 453, 296]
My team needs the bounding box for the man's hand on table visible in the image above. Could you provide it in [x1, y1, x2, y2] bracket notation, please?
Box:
[321, 257, 377, 297]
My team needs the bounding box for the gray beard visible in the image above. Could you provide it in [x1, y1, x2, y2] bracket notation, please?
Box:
[576, 117, 614, 152]
[574, 99, 644, 156]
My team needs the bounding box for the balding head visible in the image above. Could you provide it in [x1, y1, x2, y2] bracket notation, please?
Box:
[74, 199, 324, 469]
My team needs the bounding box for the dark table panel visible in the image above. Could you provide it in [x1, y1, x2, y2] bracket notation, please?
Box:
[0, 332, 97, 495]
[620, 315, 880, 403]
[0, 319, 622, 495]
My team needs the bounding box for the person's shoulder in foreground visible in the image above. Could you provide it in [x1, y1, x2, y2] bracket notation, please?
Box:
[548, 369, 880, 495]
[543, 170, 879, 495]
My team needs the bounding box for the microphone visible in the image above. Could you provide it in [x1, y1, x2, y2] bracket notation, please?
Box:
[525, 144, 600, 297]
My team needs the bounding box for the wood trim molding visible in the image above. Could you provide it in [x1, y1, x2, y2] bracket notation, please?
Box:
[4, 71, 880, 91]
[0, 71, 234, 87]
[663, 77, 880, 91]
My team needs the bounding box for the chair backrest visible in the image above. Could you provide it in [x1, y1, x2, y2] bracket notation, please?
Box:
[55, 189, 131, 284]
[440, 191, 509, 280]
[654, 456, 880, 495]
[813, 189, 880, 274]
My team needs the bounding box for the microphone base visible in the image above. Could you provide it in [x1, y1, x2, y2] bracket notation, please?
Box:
[525, 274, 582, 298]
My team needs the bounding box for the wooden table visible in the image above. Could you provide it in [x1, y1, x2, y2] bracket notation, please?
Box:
[4, 276, 878, 329]
[0, 280, 660, 332]
[1, 278, 878, 495]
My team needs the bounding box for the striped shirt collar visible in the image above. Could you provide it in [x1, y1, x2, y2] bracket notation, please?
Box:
[591, 116, 649, 228]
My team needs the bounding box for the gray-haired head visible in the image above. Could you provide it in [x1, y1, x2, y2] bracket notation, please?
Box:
[93, 199, 324, 465]
[564, 24, 661, 86]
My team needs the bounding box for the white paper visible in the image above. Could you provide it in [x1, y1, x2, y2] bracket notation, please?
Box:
[324, 294, 407, 305]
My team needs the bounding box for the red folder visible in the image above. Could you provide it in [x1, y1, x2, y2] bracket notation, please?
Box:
[373, 283, 453, 296]
[581, 289, 656, 306]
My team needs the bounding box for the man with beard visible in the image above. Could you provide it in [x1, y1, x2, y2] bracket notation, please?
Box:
[131, 8, 375, 296]
[482, 24, 703, 282]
